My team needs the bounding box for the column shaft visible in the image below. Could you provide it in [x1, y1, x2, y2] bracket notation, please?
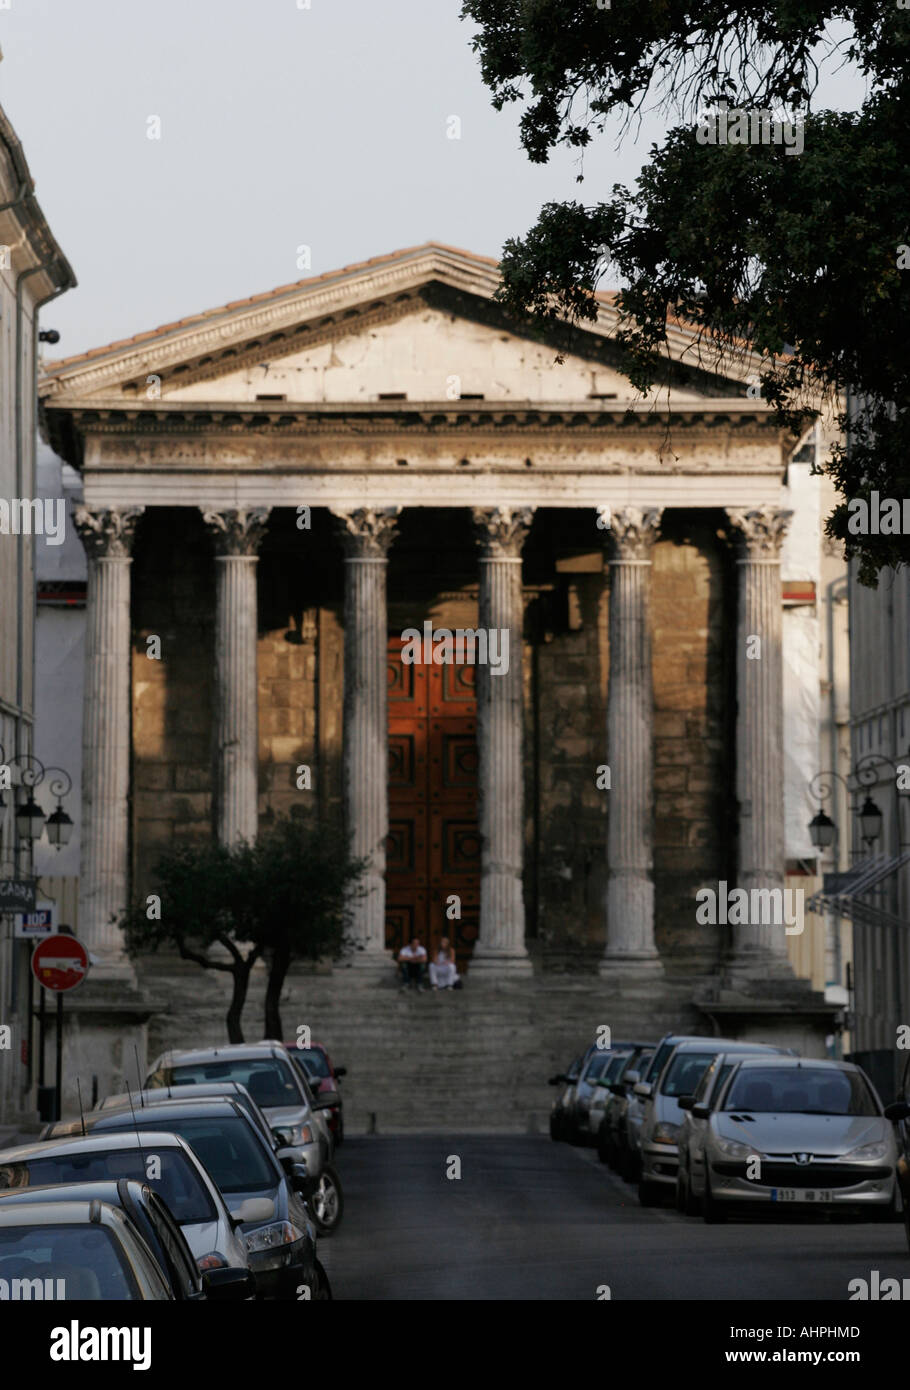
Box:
[727, 507, 793, 964]
[201, 509, 270, 847]
[332, 508, 399, 965]
[602, 507, 663, 972]
[75, 507, 144, 977]
[471, 507, 534, 976]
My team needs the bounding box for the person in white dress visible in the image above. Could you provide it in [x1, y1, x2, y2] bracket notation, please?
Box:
[429, 937, 459, 990]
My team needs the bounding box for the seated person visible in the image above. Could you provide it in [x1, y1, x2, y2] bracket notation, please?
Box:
[397, 937, 428, 989]
[429, 937, 460, 991]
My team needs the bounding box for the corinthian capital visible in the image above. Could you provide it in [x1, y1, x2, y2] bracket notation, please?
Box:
[201, 507, 271, 556]
[331, 506, 401, 558]
[608, 507, 663, 561]
[726, 506, 793, 558]
[74, 506, 145, 559]
[471, 506, 535, 559]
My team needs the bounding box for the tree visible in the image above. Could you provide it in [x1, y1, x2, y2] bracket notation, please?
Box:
[462, 1, 910, 582]
[120, 816, 365, 1042]
[250, 814, 366, 1040]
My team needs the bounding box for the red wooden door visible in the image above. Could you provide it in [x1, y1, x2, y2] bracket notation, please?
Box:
[386, 637, 479, 970]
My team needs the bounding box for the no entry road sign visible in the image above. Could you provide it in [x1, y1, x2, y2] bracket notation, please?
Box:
[31, 934, 90, 992]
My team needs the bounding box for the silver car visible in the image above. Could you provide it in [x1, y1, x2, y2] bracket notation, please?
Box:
[688, 1055, 898, 1222]
[0, 1131, 252, 1278]
[626, 1034, 711, 1182]
[638, 1038, 782, 1205]
[676, 1050, 767, 1214]
[145, 1043, 343, 1234]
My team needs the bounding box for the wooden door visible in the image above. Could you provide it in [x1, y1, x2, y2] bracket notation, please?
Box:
[386, 637, 480, 970]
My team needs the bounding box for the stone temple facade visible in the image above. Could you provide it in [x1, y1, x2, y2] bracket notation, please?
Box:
[36, 244, 848, 1107]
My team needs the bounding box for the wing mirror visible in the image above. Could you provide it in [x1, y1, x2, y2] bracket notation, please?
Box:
[677, 1095, 695, 1111]
[230, 1196, 275, 1226]
[334, 1067, 347, 1079]
[548, 1074, 567, 1086]
[692, 1103, 711, 1119]
[311, 1091, 339, 1111]
[633, 1082, 652, 1099]
[884, 1100, 910, 1122]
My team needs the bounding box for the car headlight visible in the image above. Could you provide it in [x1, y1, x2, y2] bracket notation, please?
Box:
[244, 1221, 305, 1253]
[276, 1123, 314, 1147]
[842, 1139, 891, 1161]
[196, 1252, 228, 1271]
[713, 1135, 755, 1159]
[652, 1122, 680, 1145]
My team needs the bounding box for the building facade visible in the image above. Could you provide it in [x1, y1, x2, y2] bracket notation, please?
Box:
[0, 100, 74, 1125]
[38, 244, 850, 1090]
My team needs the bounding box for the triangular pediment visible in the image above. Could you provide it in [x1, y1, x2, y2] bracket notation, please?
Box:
[40, 242, 758, 409]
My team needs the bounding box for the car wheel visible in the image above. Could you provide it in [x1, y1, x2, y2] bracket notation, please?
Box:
[549, 1113, 563, 1142]
[703, 1172, 728, 1224]
[903, 1194, 910, 1252]
[310, 1164, 344, 1235]
[675, 1167, 687, 1213]
[596, 1128, 611, 1165]
[638, 1178, 661, 1207]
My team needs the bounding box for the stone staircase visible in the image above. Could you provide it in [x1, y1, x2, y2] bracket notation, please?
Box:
[138, 956, 707, 1134]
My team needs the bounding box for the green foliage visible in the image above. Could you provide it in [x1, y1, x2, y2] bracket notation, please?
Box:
[462, 0, 910, 582]
[120, 815, 365, 972]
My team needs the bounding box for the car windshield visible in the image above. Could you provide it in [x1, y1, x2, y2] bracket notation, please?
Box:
[102, 1115, 277, 1194]
[723, 1067, 879, 1116]
[167, 1060, 300, 1110]
[659, 1052, 717, 1098]
[584, 1053, 612, 1082]
[0, 1223, 138, 1299]
[606, 1054, 630, 1081]
[0, 1150, 216, 1224]
[295, 1048, 331, 1080]
[645, 1042, 675, 1084]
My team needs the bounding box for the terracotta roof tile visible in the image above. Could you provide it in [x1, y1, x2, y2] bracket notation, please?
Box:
[43, 242, 501, 374]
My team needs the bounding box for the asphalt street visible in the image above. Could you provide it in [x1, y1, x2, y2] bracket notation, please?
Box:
[318, 1135, 908, 1301]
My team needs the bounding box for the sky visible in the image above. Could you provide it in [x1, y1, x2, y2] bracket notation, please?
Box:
[0, 0, 866, 359]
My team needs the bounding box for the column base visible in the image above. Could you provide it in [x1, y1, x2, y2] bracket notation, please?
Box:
[467, 951, 534, 981]
[598, 952, 664, 979]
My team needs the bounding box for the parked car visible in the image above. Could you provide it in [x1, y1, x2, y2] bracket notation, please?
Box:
[549, 1041, 651, 1145]
[688, 1055, 898, 1223]
[0, 1132, 253, 1284]
[0, 1181, 215, 1301]
[98, 1082, 276, 1154]
[43, 1096, 329, 1297]
[586, 1050, 635, 1153]
[676, 1050, 767, 1214]
[625, 1034, 709, 1181]
[597, 1047, 654, 1172]
[283, 1041, 345, 1146]
[638, 1039, 784, 1205]
[145, 1043, 343, 1234]
[884, 1051, 910, 1251]
[548, 1054, 585, 1142]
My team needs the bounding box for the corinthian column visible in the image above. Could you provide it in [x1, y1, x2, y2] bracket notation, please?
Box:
[601, 506, 663, 976]
[75, 506, 145, 980]
[331, 507, 400, 968]
[200, 509, 270, 846]
[470, 506, 535, 978]
[724, 507, 794, 970]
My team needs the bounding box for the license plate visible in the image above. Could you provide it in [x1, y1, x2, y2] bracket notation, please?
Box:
[771, 1188, 834, 1203]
